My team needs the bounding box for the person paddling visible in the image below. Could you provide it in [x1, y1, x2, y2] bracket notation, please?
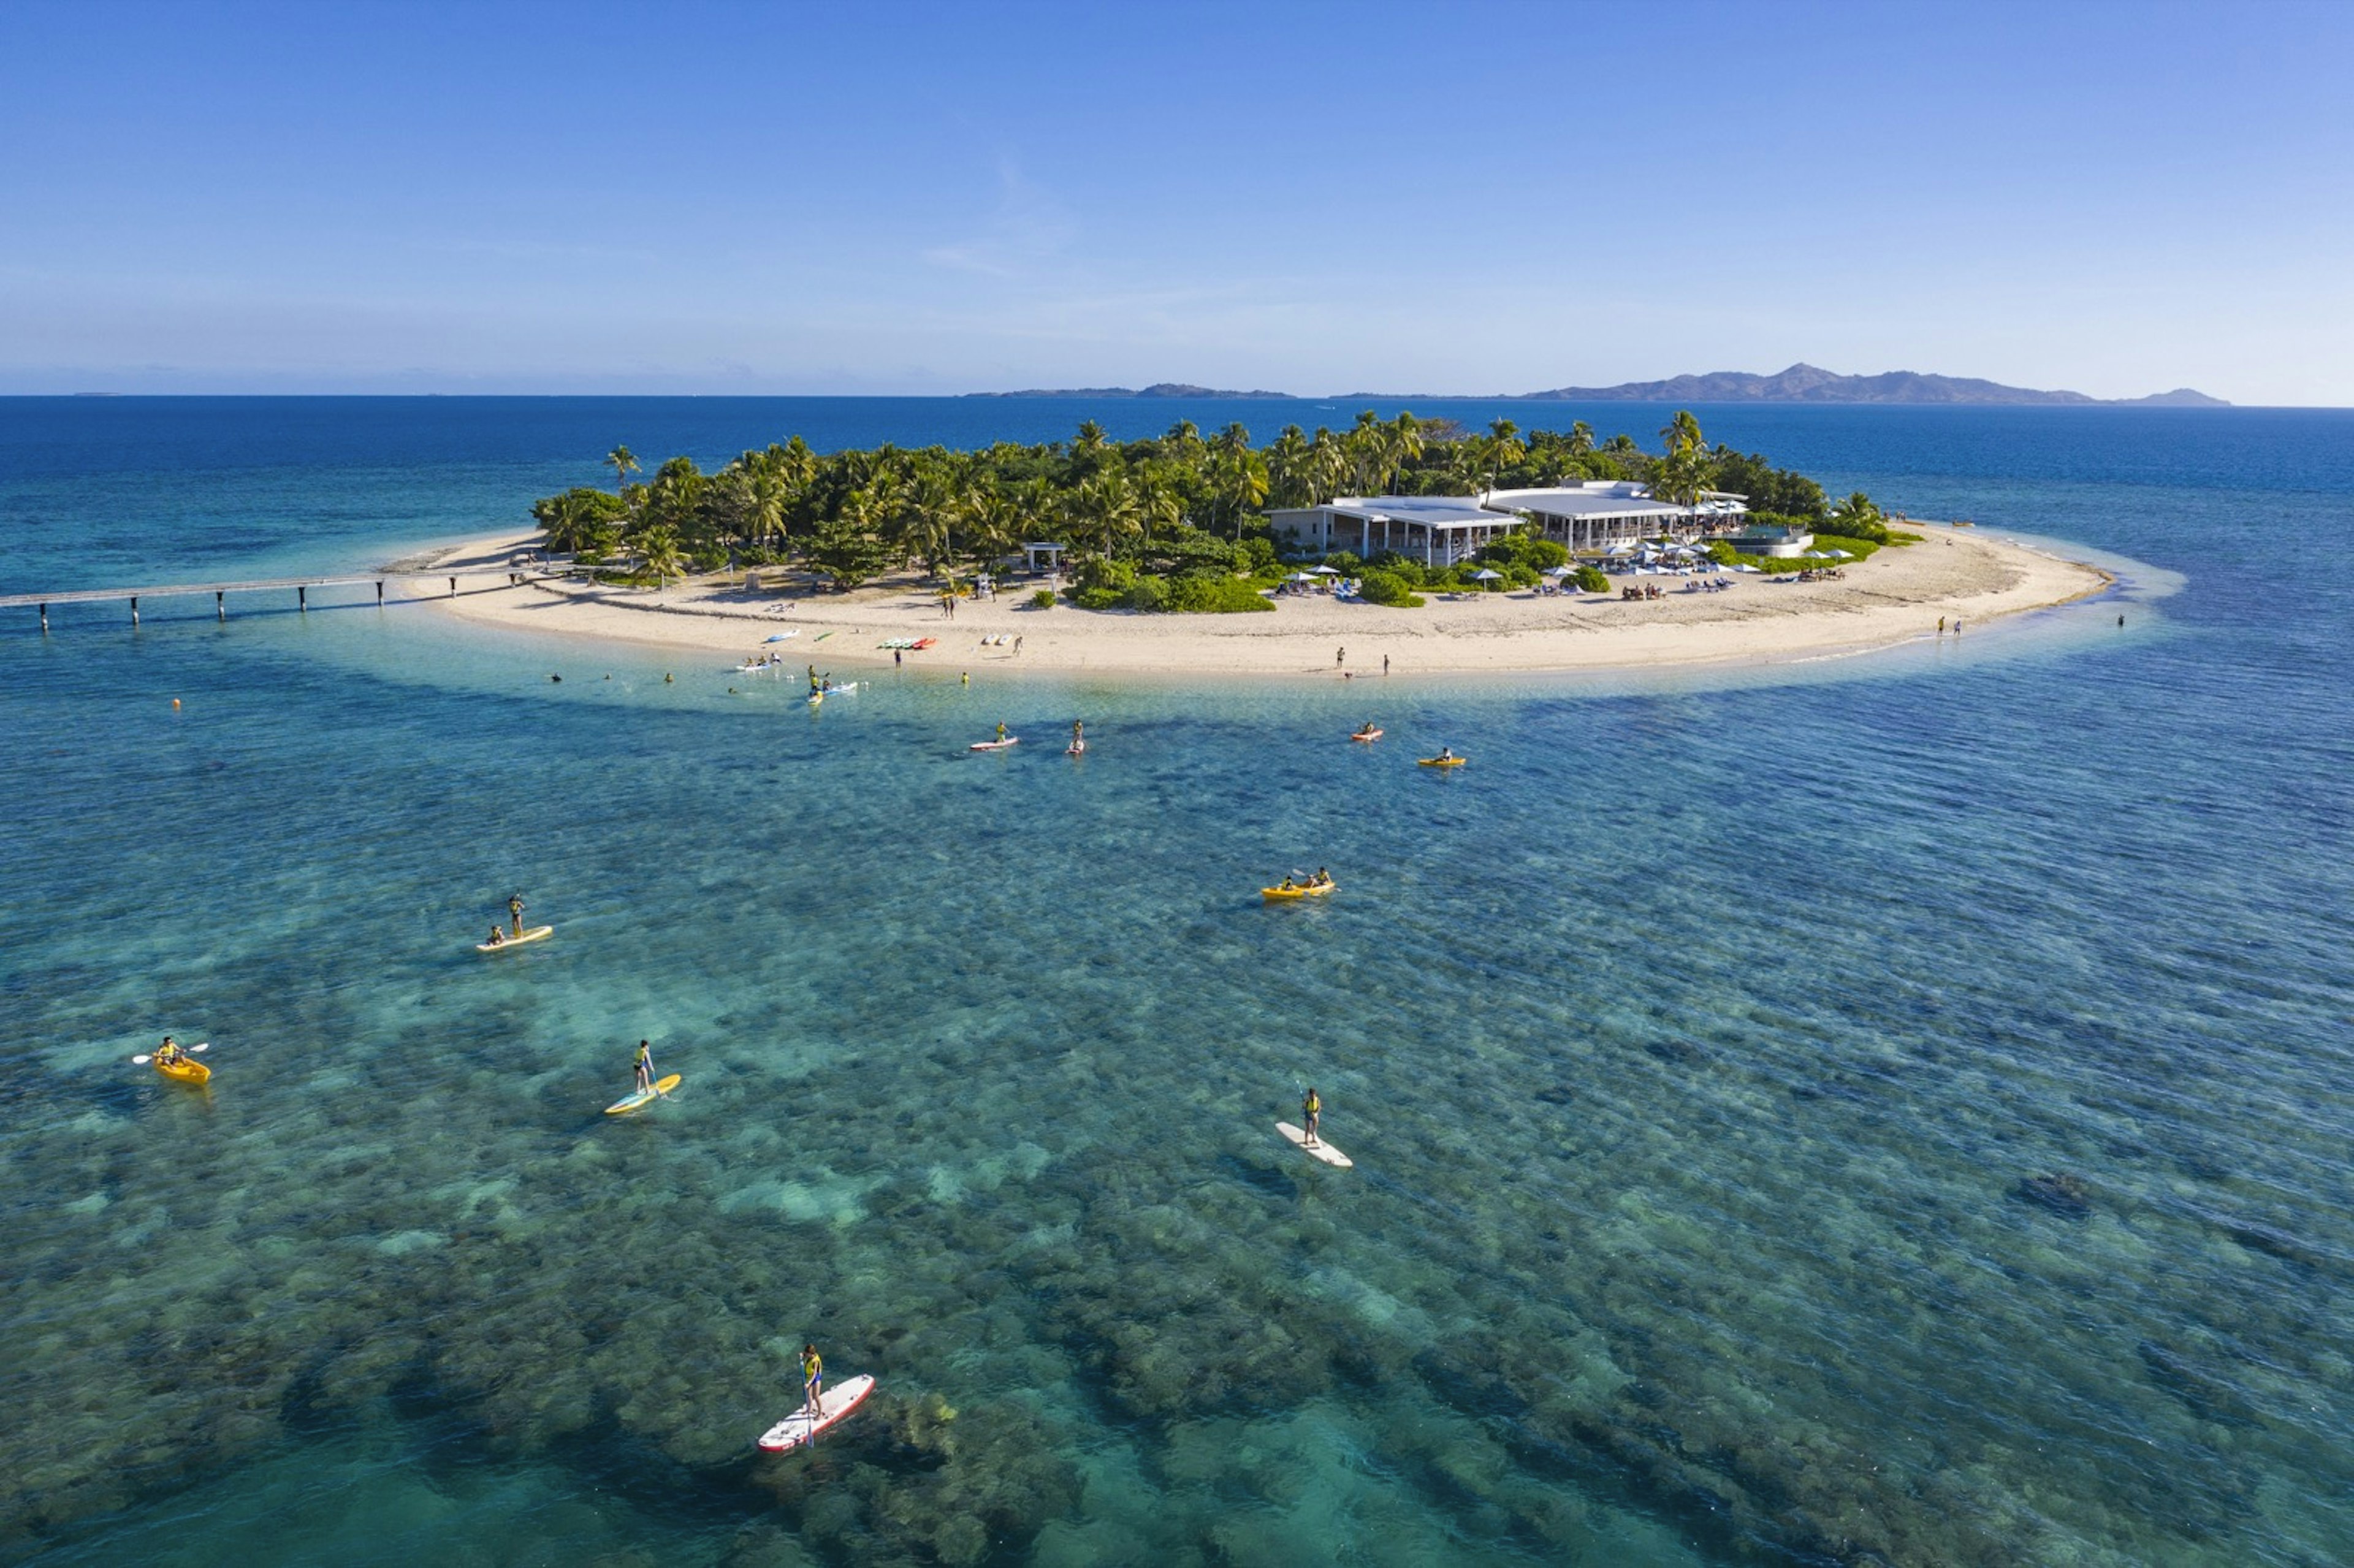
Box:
[1302, 1086, 1322, 1147]
[156, 1036, 185, 1069]
[801, 1343, 825, 1417]
[996, 721, 1008, 744]
[508, 893, 526, 938]
[1070, 719, 1085, 753]
[633, 1040, 655, 1097]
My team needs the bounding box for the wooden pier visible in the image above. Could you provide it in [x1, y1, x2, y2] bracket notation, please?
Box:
[0, 569, 530, 631]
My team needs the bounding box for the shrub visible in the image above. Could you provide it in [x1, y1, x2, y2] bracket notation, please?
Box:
[1368, 550, 1426, 585]
[1030, 588, 1058, 609]
[1573, 565, 1610, 593]
[1072, 587, 1125, 610]
[1164, 573, 1274, 613]
[1236, 537, 1279, 575]
[1479, 532, 1567, 571]
[1123, 576, 1169, 612]
[1320, 550, 1364, 573]
[1075, 556, 1136, 593]
[1356, 569, 1426, 608]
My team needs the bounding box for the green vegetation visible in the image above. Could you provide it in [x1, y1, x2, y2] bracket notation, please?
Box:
[530, 411, 1837, 611]
[1573, 565, 1611, 593]
[1356, 569, 1425, 608]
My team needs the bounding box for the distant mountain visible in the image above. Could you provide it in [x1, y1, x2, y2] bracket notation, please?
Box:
[1510, 363, 2228, 407]
[966, 365, 2230, 406]
[969, 382, 1292, 399]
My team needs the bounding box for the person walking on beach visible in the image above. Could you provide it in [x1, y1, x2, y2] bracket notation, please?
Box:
[508, 894, 525, 938]
[894, 648, 902, 666]
[1938, 615, 1946, 636]
[1302, 1086, 1322, 1147]
[633, 1040, 655, 1096]
[1383, 655, 1390, 676]
[801, 1344, 825, 1417]
[1336, 646, 1346, 669]
[1013, 635, 1023, 656]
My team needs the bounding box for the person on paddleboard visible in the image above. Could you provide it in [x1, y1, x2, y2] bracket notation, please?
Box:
[508, 893, 525, 936]
[801, 1344, 824, 1416]
[1303, 1086, 1322, 1146]
[633, 1040, 655, 1095]
[1070, 718, 1084, 752]
[486, 925, 506, 946]
[996, 721, 1008, 744]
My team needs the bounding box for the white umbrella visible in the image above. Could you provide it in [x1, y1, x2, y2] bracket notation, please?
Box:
[1607, 542, 1636, 555]
[1827, 548, 1852, 559]
[1287, 571, 1320, 582]
[1311, 565, 1342, 575]
[1541, 565, 1573, 577]
[1471, 568, 1503, 581]
[1735, 563, 1762, 574]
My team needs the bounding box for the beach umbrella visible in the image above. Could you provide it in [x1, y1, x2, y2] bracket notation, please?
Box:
[1735, 563, 1762, 574]
[1311, 565, 1342, 575]
[1471, 568, 1503, 581]
[1827, 548, 1853, 559]
[1541, 565, 1573, 577]
[1287, 571, 1320, 582]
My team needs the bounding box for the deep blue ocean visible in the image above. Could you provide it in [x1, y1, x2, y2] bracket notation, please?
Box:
[2, 397, 2350, 1568]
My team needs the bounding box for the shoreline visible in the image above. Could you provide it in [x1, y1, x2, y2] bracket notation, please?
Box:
[405, 524, 2115, 679]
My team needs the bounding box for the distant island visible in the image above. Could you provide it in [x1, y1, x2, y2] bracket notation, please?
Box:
[1506, 363, 2228, 407]
[972, 363, 2228, 407]
[971, 382, 1293, 400]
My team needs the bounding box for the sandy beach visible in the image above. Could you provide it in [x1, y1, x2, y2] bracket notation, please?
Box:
[408, 523, 2111, 677]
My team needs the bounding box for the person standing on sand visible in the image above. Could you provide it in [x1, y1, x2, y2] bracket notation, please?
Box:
[894, 649, 902, 666]
[1383, 655, 1390, 676]
[1014, 636, 1023, 656]
[1938, 616, 1946, 636]
[1336, 647, 1346, 669]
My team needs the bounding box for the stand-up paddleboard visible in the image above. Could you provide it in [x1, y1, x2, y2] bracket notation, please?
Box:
[970, 737, 1020, 752]
[757, 1374, 876, 1452]
[605, 1073, 682, 1115]
[1278, 1121, 1352, 1168]
[477, 926, 554, 953]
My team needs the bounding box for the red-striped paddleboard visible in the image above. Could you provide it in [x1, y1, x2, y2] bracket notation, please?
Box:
[756, 1374, 875, 1453]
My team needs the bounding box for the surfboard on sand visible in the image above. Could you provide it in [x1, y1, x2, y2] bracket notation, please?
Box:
[477, 925, 554, 953]
[757, 1374, 876, 1452]
[1278, 1121, 1352, 1168]
[605, 1073, 682, 1115]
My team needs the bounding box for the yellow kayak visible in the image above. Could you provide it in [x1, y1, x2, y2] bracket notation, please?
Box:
[1262, 881, 1336, 900]
[154, 1056, 211, 1086]
[1417, 756, 1466, 768]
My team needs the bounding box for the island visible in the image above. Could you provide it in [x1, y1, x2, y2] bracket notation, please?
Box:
[431, 411, 2113, 674]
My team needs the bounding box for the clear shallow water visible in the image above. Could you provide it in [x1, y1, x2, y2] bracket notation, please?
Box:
[2, 401, 2352, 1567]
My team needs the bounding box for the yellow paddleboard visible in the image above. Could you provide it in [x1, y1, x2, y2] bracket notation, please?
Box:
[606, 1074, 682, 1115]
[477, 926, 554, 953]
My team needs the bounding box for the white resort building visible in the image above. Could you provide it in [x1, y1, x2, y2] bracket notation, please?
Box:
[1268, 481, 1746, 564]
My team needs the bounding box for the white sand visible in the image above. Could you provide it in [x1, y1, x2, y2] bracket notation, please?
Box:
[402, 525, 2109, 678]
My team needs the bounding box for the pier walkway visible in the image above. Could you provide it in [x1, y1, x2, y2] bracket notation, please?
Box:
[0, 568, 544, 629]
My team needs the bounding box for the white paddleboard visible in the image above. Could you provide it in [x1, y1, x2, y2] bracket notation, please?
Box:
[969, 737, 1020, 751]
[757, 1373, 875, 1452]
[1278, 1121, 1352, 1168]
[477, 925, 554, 953]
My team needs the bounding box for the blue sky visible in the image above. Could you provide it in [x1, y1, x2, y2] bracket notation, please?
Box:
[2, 0, 2348, 402]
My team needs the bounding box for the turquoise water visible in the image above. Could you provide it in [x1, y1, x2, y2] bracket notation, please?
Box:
[4, 401, 2352, 1566]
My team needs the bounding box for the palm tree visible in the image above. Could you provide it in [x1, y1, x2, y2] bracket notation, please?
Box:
[606, 445, 640, 495]
[1214, 447, 1268, 539]
[1265, 425, 1312, 508]
[1567, 421, 1595, 457]
[1660, 410, 1705, 459]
